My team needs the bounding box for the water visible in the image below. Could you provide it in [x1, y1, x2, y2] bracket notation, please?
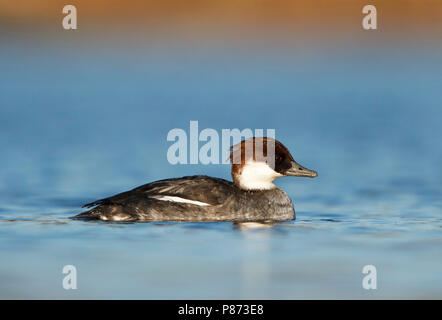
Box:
[0, 42, 441, 299]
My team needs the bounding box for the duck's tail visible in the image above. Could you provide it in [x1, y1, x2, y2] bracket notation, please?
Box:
[70, 208, 101, 220]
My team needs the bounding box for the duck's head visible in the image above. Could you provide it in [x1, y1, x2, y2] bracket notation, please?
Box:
[229, 137, 318, 190]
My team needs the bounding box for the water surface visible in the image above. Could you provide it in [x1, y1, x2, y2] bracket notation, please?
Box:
[0, 42, 441, 299]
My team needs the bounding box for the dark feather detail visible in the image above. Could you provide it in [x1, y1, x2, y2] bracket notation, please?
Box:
[73, 175, 295, 222]
[82, 175, 235, 208]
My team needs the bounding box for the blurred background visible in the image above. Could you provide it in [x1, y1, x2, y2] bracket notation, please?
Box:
[0, 0, 441, 299]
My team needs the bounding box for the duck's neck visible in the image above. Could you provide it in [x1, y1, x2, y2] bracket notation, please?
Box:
[232, 161, 282, 191]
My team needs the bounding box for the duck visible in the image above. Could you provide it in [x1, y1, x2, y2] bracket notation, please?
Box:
[72, 137, 317, 222]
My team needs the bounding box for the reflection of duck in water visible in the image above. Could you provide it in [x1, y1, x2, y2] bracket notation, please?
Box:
[72, 137, 317, 222]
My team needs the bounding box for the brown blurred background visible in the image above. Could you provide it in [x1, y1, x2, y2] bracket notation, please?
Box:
[1, 0, 441, 47]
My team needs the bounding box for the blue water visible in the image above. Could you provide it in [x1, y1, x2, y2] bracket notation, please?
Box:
[0, 41, 441, 299]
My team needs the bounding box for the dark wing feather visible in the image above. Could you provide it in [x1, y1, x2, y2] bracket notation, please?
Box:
[82, 175, 235, 208]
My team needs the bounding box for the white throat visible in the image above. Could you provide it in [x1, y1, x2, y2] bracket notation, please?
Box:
[238, 161, 283, 190]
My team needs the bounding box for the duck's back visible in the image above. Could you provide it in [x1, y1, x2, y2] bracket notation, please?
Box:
[72, 175, 294, 222]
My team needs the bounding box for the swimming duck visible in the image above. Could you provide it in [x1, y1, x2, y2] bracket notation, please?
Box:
[72, 137, 317, 222]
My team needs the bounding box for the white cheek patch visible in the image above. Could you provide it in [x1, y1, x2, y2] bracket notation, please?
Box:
[238, 161, 283, 190]
[149, 195, 211, 206]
